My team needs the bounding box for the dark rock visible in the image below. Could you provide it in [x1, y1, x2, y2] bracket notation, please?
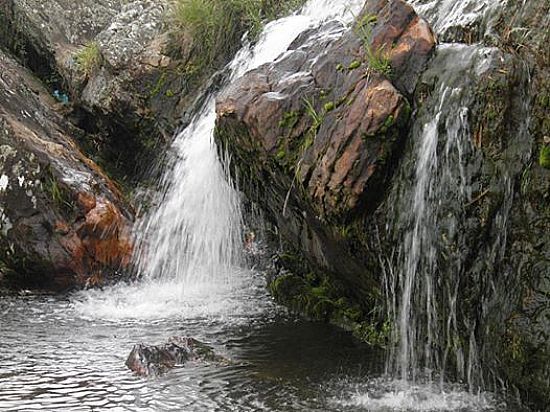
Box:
[0, 0, 187, 183]
[215, 0, 435, 302]
[0, 49, 133, 290]
[126, 337, 225, 377]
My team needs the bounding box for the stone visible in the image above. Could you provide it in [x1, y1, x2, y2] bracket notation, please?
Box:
[215, 0, 435, 300]
[0, 49, 133, 290]
[126, 337, 226, 377]
[0, 0, 182, 183]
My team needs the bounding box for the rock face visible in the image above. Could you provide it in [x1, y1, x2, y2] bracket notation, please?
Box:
[126, 337, 225, 377]
[0, 49, 133, 290]
[216, 0, 435, 301]
[216, 0, 549, 409]
[0, 0, 186, 183]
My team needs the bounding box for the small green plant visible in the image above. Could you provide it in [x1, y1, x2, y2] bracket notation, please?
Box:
[348, 60, 361, 70]
[44, 173, 75, 214]
[353, 12, 392, 77]
[324, 101, 335, 112]
[303, 97, 324, 129]
[539, 145, 550, 169]
[75, 42, 102, 77]
[279, 111, 299, 129]
[355, 13, 378, 34]
[365, 43, 392, 77]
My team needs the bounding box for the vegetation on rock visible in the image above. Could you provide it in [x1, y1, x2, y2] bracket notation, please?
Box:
[74, 42, 103, 77]
[170, 0, 306, 75]
[539, 144, 550, 169]
[355, 12, 392, 77]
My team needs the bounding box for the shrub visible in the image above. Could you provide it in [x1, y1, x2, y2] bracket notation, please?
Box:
[75, 42, 103, 77]
[170, 0, 306, 75]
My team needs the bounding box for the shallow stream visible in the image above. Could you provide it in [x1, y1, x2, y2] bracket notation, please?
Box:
[0, 271, 522, 411]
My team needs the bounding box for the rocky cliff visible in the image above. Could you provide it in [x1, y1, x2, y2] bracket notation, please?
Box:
[0, 49, 132, 290]
[215, 0, 549, 408]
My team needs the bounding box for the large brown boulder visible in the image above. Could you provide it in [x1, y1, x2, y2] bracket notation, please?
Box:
[215, 0, 435, 299]
[0, 49, 133, 290]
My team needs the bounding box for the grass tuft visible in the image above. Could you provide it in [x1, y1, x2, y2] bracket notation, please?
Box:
[354, 12, 392, 77]
[75, 42, 103, 77]
[171, 0, 306, 78]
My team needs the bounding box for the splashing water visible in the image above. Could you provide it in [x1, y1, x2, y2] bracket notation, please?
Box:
[74, 0, 364, 320]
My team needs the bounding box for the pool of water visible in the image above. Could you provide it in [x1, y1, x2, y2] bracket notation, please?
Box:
[0, 272, 522, 411]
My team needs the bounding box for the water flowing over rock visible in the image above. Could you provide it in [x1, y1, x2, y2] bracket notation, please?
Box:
[0, 49, 133, 290]
[216, 0, 435, 304]
[215, 0, 549, 408]
[126, 337, 225, 377]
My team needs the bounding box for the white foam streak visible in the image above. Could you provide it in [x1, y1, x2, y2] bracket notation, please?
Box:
[336, 380, 498, 412]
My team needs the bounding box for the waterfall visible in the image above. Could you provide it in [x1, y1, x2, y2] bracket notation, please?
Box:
[383, 40, 531, 396]
[73, 0, 364, 320]
[391, 84, 474, 384]
[133, 0, 364, 292]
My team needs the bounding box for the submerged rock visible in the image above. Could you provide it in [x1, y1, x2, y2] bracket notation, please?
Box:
[126, 337, 226, 377]
[0, 49, 133, 290]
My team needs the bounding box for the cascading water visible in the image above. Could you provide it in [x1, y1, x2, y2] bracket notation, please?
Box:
[0, 0, 540, 410]
[74, 0, 364, 319]
[133, 0, 364, 292]
[375, 40, 532, 409]
[391, 83, 476, 384]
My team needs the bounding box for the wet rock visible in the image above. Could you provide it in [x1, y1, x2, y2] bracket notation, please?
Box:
[215, 0, 435, 300]
[0, 49, 133, 290]
[126, 337, 225, 377]
[0, 0, 186, 183]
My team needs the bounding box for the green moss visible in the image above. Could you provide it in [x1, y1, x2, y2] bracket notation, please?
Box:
[348, 60, 361, 70]
[276, 147, 286, 160]
[324, 101, 335, 112]
[278, 111, 299, 129]
[336, 63, 345, 72]
[74, 42, 103, 77]
[539, 145, 550, 169]
[353, 320, 391, 346]
[269, 269, 387, 347]
[383, 114, 394, 128]
[149, 72, 167, 98]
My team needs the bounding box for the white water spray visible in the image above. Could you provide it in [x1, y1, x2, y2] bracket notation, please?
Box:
[133, 0, 363, 292]
[74, 0, 364, 320]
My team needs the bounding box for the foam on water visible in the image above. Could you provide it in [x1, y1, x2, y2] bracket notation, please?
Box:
[335, 380, 499, 412]
[72, 268, 269, 322]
